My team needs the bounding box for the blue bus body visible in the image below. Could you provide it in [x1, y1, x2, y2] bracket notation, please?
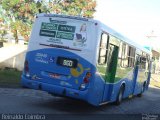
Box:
[21, 13, 151, 106]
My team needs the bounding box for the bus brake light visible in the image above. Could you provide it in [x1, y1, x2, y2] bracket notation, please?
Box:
[83, 72, 91, 83]
[83, 77, 89, 83]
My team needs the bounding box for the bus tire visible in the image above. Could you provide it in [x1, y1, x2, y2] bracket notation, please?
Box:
[115, 85, 125, 105]
[137, 82, 146, 97]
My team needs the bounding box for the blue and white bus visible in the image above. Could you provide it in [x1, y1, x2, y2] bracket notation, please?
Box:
[21, 13, 151, 106]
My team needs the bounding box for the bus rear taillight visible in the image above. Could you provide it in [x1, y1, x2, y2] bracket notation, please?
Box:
[83, 77, 89, 83]
[24, 60, 30, 77]
[83, 72, 91, 83]
[80, 72, 91, 90]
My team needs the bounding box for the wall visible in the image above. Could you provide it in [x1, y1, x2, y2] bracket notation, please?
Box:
[0, 51, 26, 71]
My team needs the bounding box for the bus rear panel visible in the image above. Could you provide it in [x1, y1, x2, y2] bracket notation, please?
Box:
[21, 14, 99, 105]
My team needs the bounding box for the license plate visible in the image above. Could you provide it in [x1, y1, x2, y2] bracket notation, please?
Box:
[57, 57, 78, 68]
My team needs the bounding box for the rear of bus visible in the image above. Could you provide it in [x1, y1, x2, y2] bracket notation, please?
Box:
[21, 14, 98, 104]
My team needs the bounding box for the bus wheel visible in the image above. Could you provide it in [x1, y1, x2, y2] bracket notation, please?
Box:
[137, 82, 146, 97]
[115, 85, 124, 105]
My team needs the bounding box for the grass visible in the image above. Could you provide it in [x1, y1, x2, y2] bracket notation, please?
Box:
[0, 68, 22, 87]
[150, 74, 160, 88]
[150, 80, 160, 88]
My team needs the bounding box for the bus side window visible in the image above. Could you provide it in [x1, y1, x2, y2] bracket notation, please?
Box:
[98, 33, 109, 64]
[146, 54, 150, 71]
[121, 44, 135, 68]
[141, 53, 147, 69]
[128, 46, 136, 67]
[135, 54, 141, 66]
[115, 43, 136, 82]
[121, 43, 128, 67]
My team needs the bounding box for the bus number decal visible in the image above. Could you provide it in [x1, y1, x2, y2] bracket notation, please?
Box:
[63, 60, 73, 67]
[57, 57, 78, 68]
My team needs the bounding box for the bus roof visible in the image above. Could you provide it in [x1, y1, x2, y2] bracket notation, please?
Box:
[37, 13, 151, 55]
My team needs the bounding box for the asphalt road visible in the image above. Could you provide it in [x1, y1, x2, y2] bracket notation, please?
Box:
[0, 86, 160, 119]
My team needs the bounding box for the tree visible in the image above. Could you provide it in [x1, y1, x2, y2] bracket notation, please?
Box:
[1, 0, 38, 43]
[49, 0, 96, 18]
[1, 0, 51, 43]
[18, 21, 31, 42]
[0, 30, 7, 41]
[0, 17, 7, 42]
[10, 21, 20, 44]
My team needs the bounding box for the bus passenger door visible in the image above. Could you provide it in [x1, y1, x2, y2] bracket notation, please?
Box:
[102, 44, 119, 102]
[107, 44, 119, 100]
[97, 34, 119, 103]
[133, 54, 149, 95]
[132, 54, 140, 95]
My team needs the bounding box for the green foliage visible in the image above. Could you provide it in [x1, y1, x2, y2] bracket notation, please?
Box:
[49, 0, 96, 18]
[0, 29, 7, 41]
[10, 21, 19, 43]
[1, 0, 38, 43]
[2, 0, 37, 21]
[0, 17, 7, 41]
[0, 68, 22, 86]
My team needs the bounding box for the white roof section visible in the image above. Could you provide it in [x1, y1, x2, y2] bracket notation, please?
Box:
[37, 13, 93, 22]
[37, 13, 151, 55]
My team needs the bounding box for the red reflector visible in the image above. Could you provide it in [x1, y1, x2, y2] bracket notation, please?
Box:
[83, 77, 89, 83]
[25, 67, 29, 72]
[24, 60, 29, 72]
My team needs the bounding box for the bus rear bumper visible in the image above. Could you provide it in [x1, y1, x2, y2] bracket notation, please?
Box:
[21, 76, 89, 102]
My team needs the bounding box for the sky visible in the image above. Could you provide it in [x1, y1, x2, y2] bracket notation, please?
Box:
[94, 0, 160, 49]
